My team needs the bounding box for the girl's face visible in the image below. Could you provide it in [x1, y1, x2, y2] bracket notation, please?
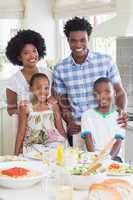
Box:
[18, 44, 39, 67]
[94, 82, 115, 109]
[31, 77, 50, 102]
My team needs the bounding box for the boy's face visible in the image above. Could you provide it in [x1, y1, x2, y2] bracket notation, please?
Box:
[18, 44, 39, 67]
[31, 78, 50, 102]
[94, 82, 115, 108]
[68, 31, 89, 59]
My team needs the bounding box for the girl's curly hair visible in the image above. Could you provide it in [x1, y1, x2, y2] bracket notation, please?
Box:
[6, 29, 46, 66]
[64, 16, 92, 38]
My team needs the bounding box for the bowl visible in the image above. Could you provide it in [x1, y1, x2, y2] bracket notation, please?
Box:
[0, 161, 45, 189]
[71, 174, 106, 190]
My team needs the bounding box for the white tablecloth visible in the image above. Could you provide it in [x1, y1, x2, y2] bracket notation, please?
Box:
[0, 183, 88, 200]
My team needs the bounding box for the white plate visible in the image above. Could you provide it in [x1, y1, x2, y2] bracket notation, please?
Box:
[24, 150, 44, 161]
[0, 155, 27, 162]
[71, 174, 105, 190]
[107, 172, 131, 176]
[0, 161, 45, 189]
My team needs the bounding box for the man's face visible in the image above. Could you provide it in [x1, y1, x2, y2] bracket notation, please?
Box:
[68, 31, 89, 58]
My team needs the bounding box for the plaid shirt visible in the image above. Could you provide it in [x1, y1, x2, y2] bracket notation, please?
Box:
[53, 51, 121, 121]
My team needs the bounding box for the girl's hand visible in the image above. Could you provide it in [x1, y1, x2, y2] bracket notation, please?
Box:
[47, 96, 57, 105]
[117, 110, 128, 128]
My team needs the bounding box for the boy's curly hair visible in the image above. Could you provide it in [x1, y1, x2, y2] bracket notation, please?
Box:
[64, 16, 93, 38]
[6, 29, 46, 66]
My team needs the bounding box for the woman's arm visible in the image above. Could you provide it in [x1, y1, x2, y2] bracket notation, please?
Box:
[6, 89, 18, 115]
[15, 104, 28, 155]
[52, 103, 66, 137]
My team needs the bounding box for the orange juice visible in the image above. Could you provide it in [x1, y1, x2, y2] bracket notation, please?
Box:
[56, 144, 63, 166]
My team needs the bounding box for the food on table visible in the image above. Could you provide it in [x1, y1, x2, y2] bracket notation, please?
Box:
[0, 167, 42, 178]
[83, 163, 102, 176]
[88, 179, 133, 200]
[71, 163, 102, 176]
[1, 167, 29, 177]
[34, 152, 44, 160]
[89, 153, 98, 161]
[89, 183, 122, 200]
[103, 179, 133, 199]
[71, 165, 88, 175]
[107, 163, 133, 175]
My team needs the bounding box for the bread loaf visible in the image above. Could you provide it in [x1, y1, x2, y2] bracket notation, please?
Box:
[103, 179, 133, 200]
[89, 183, 122, 200]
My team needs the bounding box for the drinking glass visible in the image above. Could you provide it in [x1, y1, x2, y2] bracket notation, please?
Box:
[55, 168, 73, 200]
[42, 174, 57, 200]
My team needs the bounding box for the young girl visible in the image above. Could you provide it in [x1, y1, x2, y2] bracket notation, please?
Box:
[15, 73, 66, 155]
[81, 77, 125, 161]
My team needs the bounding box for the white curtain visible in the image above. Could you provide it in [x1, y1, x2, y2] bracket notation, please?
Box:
[0, 0, 25, 19]
[53, 0, 116, 18]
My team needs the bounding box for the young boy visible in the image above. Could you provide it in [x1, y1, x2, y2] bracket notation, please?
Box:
[81, 77, 125, 161]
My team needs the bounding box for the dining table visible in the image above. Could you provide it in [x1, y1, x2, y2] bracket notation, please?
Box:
[0, 151, 133, 200]
[0, 158, 89, 200]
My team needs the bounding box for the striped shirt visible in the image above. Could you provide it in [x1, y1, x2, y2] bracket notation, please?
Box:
[53, 51, 121, 121]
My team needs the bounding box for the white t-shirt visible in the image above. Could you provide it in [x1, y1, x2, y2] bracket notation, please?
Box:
[81, 109, 125, 155]
[6, 66, 52, 103]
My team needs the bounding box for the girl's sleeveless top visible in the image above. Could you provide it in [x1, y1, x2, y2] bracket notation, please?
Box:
[23, 103, 64, 148]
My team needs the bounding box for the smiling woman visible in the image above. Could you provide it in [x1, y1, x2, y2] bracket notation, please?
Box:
[5, 29, 52, 116]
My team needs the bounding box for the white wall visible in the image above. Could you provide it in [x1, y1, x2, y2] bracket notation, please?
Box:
[22, 0, 56, 60]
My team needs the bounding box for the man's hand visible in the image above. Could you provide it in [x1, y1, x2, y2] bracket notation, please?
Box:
[67, 121, 81, 135]
[117, 110, 128, 128]
[47, 96, 58, 105]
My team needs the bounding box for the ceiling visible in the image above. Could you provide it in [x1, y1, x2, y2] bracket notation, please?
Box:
[53, 0, 116, 18]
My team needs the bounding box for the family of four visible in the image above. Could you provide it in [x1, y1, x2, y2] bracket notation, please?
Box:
[6, 17, 128, 161]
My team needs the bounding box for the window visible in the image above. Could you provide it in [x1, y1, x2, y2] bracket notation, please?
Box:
[0, 19, 21, 78]
[57, 14, 116, 61]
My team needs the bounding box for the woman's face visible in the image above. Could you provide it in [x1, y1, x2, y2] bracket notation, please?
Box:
[68, 31, 88, 60]
[31, 77, 50, 102]
[94, 82, 115, 109]
[18, 44, 39, 67]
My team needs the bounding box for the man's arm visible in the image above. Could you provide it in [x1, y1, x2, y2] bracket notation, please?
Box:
[52, 90, 80, 134]
[114, 82, 128, 127]
[52, 102, 66, 137]
[114, 82, 127, 110]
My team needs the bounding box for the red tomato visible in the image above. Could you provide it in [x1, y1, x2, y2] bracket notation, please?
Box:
[108, 163, 120, 170]
[1, 167, 30, 177]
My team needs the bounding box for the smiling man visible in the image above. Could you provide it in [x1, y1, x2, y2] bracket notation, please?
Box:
[53, 16, 127, 148]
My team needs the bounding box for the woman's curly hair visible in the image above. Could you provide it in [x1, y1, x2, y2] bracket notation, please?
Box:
[64, 16, 93, 38]
[6, 29, 46, 66]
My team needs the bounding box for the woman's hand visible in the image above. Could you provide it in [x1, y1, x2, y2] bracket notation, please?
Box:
[117, 110, 128, 128]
